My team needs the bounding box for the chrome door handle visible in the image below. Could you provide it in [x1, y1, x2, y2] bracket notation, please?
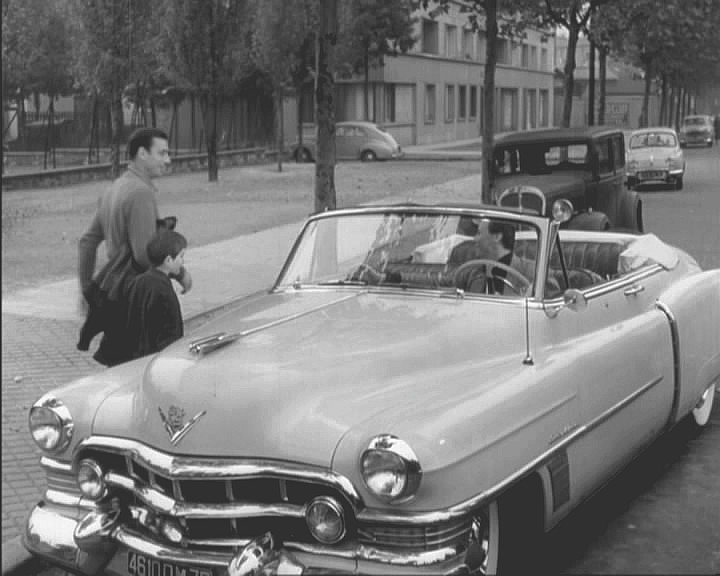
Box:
[624, 284, 645, 296]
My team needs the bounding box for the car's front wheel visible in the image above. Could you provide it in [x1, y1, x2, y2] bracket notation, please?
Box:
[691, 382, 716, 428]
[674, 175, 684, 191]
[469, 478, 544, 574]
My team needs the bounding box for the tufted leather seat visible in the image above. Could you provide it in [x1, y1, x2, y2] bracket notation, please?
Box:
[514, 239, 628, 280]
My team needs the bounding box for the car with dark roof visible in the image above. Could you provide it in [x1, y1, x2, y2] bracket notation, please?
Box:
[486, 127, 643, 233]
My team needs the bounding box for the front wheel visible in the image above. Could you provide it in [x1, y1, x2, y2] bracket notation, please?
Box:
[674, 175, 684, 191]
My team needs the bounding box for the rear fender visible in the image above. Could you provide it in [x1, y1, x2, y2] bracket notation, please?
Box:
[657, 270, 720, 424]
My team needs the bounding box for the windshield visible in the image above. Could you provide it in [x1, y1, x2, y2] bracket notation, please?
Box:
[629, 132, 677, 149]
[494, 143, 589, 176]
[683, 117, 709, 126]
[277, 211, 540, 297]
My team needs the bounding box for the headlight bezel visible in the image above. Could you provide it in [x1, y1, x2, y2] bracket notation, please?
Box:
[28, 395, 73, 453]
[77, 458, 107, 500]
[360, 434, 422, 504]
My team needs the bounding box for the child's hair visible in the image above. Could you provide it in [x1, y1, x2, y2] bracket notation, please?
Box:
[146, 230, 187, 267]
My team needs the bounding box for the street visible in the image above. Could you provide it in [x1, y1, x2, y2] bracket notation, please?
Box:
[7, 145, 720, 575]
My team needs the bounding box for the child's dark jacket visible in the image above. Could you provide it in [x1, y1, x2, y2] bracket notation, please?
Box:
[126, 268, 184, 359]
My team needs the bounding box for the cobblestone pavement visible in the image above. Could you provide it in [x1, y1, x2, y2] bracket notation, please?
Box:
[1, 313, 102, 542]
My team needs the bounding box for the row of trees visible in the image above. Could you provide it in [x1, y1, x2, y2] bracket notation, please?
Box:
[4, 0, 719, 209]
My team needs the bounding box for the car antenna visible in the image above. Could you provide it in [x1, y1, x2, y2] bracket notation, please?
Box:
[522, 296, 534, 365]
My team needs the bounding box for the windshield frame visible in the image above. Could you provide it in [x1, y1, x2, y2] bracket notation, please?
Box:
[273, 206, 551, 300]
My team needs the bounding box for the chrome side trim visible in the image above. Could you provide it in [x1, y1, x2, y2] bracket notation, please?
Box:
[105, 471, 307, 519]
[358, 375, 664, 525]
[655, 300, 682, 427]
[75, 436, 363, 510]
[189, 293, 361, 355]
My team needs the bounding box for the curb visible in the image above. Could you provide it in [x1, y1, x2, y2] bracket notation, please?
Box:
[401, 153, 482, 161]
[1, 536, 44, 576]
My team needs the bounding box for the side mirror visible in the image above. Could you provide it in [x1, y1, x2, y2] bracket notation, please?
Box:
[564, 289, 587, 312]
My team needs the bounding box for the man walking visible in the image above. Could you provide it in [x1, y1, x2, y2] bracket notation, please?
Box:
[77, 127, 192, 366]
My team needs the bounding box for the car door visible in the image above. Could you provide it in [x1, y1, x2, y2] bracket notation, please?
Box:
[535, 240, 675, 507]
[589, 136, 622, 224]
[335, 126, 352, 159]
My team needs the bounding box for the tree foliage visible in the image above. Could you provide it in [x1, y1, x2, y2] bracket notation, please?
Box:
[160, 0, 253, 181]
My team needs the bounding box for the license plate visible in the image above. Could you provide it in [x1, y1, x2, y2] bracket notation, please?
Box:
[639, 171, 664, 180]
[127, 551, 214, 576]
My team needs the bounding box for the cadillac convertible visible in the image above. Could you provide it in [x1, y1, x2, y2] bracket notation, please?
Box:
[24, 203, 719, 575]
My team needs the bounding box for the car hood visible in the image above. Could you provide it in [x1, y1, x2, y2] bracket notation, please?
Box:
[494, 171, 587, 200]
[92, 291, 527, 466]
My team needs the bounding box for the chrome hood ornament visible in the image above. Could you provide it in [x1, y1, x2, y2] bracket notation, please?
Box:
[158, 405, 207, 446]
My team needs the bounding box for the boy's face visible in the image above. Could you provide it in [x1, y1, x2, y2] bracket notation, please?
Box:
[165, 249, 185, 276]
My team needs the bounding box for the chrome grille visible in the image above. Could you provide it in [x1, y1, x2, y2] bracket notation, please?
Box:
[358, 516, 472, 551]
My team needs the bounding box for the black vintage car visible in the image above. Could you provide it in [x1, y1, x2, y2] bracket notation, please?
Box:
[485, 127, 643, 232]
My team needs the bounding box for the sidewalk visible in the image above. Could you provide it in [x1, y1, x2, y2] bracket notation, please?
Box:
[1, 149, 483, 573]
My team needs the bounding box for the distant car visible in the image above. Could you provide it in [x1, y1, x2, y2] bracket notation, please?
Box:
[626, 127, 686, 191]
[678, 115, 714, 148]
[23, 202, 720, 576]
[488, 127, 643, 232]
[292, 121, 404, 162]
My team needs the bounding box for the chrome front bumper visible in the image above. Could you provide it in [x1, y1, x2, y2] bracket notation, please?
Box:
[24, 500, 481, 575]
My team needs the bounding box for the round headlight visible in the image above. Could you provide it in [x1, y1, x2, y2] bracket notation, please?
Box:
[552, 199, 574, 223]
[305, 496, 345, 544]
[77, 459, 106, 500]
[29, 397, 73, 452]
[360, 435, 422, 503]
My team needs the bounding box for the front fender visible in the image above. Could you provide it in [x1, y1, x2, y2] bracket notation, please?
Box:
[564, 211, 610, 231]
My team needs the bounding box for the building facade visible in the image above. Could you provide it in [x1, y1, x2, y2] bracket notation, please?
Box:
[286, 2, 556, 147]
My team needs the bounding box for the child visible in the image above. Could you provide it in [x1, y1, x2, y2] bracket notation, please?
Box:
[125, 230, 187, 359]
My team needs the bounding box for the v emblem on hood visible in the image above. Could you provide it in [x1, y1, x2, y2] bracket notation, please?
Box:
[158, 405, 207, 446]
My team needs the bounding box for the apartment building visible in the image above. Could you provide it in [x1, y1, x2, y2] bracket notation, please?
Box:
[289, 2, 556, 147]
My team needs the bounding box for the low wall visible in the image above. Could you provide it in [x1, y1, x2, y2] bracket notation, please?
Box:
[1, 148, 279, 191]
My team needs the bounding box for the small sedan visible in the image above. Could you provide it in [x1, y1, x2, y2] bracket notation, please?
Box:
[293, 121, 404, 162]
[626, 127, 685, 190]
[678, 114, 715, 148]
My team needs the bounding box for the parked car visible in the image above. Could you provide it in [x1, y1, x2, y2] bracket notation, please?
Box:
[292, 121, 404, 162]
[626, 127, 686, 190]
[488, 127, 643, 232]
[678, 114, 715, 148]
[24, 202, 719, 576]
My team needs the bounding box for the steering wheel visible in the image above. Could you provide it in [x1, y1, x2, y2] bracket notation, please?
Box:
[565, 267, 604, 289]
[452, 259, 531, 295]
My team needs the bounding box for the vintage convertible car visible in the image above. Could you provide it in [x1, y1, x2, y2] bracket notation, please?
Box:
[24, 204, 719, 575]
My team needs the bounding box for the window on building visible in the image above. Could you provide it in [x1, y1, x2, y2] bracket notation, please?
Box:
[462, 29, 473, 59]
[422, 19, 439, 54]
[500, 88, 518, 131]
[521, 44, 529, 67]
[476, 30, 486, 61]
[512, 41, 522, 67]
[425, 84, 436, 123]
[496, 38, 510, 65]
[470, 85, 478, 118]
[539, 89, 549, 126]
[445, 25, 458, 58]
[525, 89, 537, 129]
[530, 45, 538, 69]
[459, 85, 467, 120]
[384, 84, 396, 123]
[445, 84, 455, 122]
[541, 47, 549, 71]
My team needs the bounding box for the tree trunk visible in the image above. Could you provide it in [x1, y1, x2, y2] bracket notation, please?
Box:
[562, 22, 580, 128]
[17, 94, 26, 148]
[314, 0, 337, 213]
[598, 46, 606, 125]
[640, 59, 652, 128]
[206, 94, 219, 182]
[588, 38, 595, 126]
[364, 43, 370, 121]
[674, 85, 683, 130]
[109, 90, 124, 179]
[276, 91, 284, 173]
[481, 0, 498, 204]
[296, 87, 305, 163]
[88, 92, 98, 164]
[659, 74, 667, 126]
